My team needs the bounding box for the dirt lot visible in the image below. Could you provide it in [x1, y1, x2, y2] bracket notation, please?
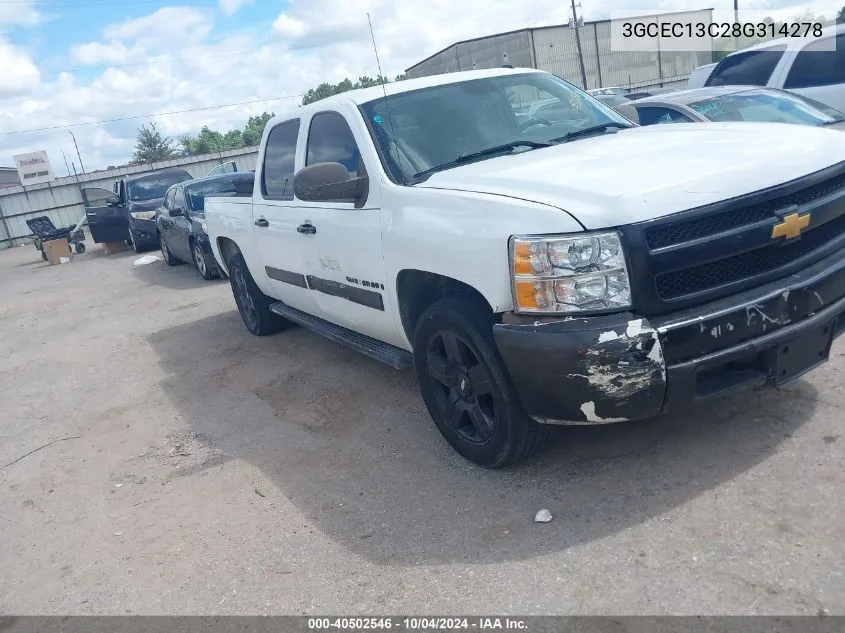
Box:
[0, 240, 843, 615]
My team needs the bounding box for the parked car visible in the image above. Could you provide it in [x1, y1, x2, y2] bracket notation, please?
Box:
[83, 161, 239, 253]
[83, 168, 194, 252]
[705, 23, 845, 112]
[588, 87, 628, 98]
[628, 86, 845, 129]
[686, 62, 717, 89]
[205, 67, 845, 467]
[156, 171, 253, 280]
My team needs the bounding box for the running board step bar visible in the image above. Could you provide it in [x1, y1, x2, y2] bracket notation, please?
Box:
[269, 301, 414, 370]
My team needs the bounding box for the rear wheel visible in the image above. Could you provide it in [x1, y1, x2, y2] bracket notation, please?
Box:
[227, 252, 288, 336]
[413, 297, 551, 467]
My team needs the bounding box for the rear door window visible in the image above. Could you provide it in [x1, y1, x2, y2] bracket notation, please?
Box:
[783, 34, 845, 89]
[705, 47, 787, 87]
[262, 119, 300, 200]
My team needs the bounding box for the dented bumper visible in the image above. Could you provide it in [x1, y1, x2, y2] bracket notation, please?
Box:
[493, 246, 845, 424]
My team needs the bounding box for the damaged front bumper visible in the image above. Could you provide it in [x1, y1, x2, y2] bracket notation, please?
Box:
[493, 246, 845, 424]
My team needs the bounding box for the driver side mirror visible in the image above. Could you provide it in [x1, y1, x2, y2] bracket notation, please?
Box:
[106, 196, 120, 207]
[292, 162, 369, 209]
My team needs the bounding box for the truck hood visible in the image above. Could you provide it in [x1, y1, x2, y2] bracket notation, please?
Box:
[416, 122, 845, 229]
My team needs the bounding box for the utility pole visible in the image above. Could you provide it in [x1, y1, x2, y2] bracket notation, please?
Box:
[68, 130, 85, 174]
[734, 0, 740, 51]
[62, 150, 72, 177]
[569, 0, 588, 90]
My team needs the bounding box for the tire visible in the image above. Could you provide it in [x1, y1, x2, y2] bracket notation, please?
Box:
[129, 229, 142, 253]
[159, 236, 181, 267]
[41, 249, 47, 261]
[75, 243, 86, 254]
[191, 239, 218, 280]
[227, 252, 288, 336]
[413, 297, 551, 468]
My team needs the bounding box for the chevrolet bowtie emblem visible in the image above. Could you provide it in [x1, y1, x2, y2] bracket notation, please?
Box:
[772, 212, 811, 240]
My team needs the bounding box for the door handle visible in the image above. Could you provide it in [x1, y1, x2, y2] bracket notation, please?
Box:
[297, 223, 317, 235]
[254, 218, 269, 228]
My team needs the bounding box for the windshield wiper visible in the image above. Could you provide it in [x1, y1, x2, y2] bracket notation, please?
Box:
[551, 122, 631, 144]
[822, 119, 845, 126]
[412, 140, 552, 181]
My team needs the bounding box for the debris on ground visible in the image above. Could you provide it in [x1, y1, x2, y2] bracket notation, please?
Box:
[133, 255, 160, 267]
[534, 509, 553, 523]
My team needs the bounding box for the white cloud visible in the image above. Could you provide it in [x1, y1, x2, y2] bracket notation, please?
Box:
[0, 0, 824, 170]
[70, 41, 136, 66]
[218, 0, 253, 17]
[103, 7, 213, 46]
[0, 0, 40, 26]
[0, 39, 40, 99]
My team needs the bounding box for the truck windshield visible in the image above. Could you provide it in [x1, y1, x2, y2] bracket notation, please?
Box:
[127, 171, 193, 202]
[360, 72, 633, 184]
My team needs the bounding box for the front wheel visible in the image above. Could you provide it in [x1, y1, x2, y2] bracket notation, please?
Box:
[191, 240, 218, 280]
[413, 298, 551, 467]
[160, 236, 181, 266]
[227, 252, 289, 336]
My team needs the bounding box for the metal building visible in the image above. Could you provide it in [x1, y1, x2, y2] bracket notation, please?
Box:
[404, 9, 714, 91]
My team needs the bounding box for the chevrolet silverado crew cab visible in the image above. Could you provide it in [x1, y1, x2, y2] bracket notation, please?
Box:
[205, 67, 845, 467]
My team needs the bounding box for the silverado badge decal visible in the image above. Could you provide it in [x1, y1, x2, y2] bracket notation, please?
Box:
[771, 212, 810, 240]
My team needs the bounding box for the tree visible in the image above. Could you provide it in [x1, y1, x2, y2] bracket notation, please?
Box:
[301, 75, 392, 106]
[242, 112, 274, 146]
[132, 123, 176, 163]
[837, 6, 845, 23]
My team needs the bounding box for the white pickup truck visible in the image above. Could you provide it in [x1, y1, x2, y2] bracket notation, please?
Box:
[206, 67, 845, 467]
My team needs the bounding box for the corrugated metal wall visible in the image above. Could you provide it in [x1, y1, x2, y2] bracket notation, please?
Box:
[0, 146, 259, 249]
[406, 10, 714, 90]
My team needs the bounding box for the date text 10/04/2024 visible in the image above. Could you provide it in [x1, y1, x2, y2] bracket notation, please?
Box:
[307, 618, 529, 630]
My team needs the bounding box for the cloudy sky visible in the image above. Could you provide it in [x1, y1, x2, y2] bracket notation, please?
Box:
[0, 0, 832, 172]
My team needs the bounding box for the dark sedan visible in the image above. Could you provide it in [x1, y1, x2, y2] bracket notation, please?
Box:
[156, 172, 254, 280]
[628, 86, 845, 129]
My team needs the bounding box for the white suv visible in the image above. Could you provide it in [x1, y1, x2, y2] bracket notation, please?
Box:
[705, 24, 845, 112]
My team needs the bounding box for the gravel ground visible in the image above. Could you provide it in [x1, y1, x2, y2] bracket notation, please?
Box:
[0, 240, 843, 615]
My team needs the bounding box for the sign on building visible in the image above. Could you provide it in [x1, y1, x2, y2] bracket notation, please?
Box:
[13, 150, 55, 186]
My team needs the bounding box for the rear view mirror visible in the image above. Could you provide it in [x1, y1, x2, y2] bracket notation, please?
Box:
[293, 162, 369, 208]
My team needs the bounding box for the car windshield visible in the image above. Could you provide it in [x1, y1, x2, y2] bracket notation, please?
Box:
[360, 72, 633, 183]
[184, 178, 241, 214]
[689, 89, 845, 126]
[127, 171, 192, 202]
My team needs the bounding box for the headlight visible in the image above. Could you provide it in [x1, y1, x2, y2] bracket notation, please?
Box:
[130, 211, 156, 220]
[510, 232, 632, 314]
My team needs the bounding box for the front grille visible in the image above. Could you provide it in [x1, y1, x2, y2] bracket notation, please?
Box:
[645, 170, 845, 249]
[655, 212, 845, 300]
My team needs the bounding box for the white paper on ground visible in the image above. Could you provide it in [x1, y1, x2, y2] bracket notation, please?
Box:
[133, 255, 161, 267]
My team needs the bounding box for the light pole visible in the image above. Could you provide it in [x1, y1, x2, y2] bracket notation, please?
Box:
[734, 0, 740, 51]
[67, 130, 86, 174]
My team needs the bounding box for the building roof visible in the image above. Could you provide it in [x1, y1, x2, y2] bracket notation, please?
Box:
[404, 8, 715, 72]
